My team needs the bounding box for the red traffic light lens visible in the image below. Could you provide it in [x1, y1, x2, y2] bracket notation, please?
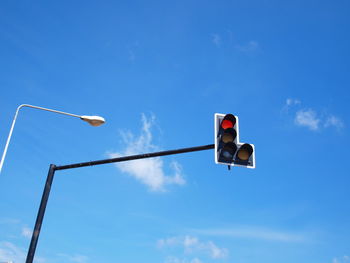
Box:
[237, 144, 253, 161]
[221, 114, 236, 129]
[221, 120, 233, 129]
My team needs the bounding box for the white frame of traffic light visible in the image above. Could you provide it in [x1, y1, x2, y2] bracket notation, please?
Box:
[214, 113, 256, 168]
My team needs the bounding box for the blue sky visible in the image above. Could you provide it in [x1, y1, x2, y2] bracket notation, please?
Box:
[0, 0, 349, 262]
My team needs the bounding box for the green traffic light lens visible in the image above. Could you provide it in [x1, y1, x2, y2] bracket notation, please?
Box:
[220, 142, 237, 161]
[222, 150, 233, 159]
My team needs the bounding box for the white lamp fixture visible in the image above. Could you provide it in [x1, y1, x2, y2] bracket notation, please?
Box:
[0, 104, 105, 174]
[80, 115, 105, 126]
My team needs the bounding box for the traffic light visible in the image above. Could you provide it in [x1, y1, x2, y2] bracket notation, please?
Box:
[214, 113, 255, 168]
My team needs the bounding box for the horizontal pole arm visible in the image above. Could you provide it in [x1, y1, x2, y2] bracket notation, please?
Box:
[55, 144, 215, 171]
[18, 104, 81, 118]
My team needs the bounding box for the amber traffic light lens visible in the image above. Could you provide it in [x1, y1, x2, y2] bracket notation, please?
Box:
[237, 149, 250, 160]
[221, 128, 237, 143]
[222, 133, 233, 143]
[237, 144, 253, 161]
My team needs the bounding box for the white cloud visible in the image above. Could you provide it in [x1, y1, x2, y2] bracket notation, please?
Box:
[283, 98, 344, 132]
[165, 256, 202, 263]
[332, 255, 350, 263]
[211, 34, 221, 47]
[192, 226, 306, 243]
[57, 253, 89, 263]
[324, 115, 344, 129]
[235, 40, 259, 52]
[286, 98, 301, 108]
[157, 235, 228, 259]
[286, 98, 301, 106]
[282, 98, 301, 113]
[184, 236, 198, 247]
[0, 241, 47, 263]
[0, 242, 25, 263]
[127, 42, 139, 62]
[0, 218, 21, 225]
[109, 114, 185, 192]
[294, 109, 344, 132]
[128, 49, 136, 62]
[0, 241, 88, 263]
[158, 236, 179, 248]
[21, 226, 32, 239]
[295, 109, 320, 131]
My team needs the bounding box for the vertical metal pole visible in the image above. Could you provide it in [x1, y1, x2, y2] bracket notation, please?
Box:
[0, 105, 22, 174]
[25, 164, 56, 263]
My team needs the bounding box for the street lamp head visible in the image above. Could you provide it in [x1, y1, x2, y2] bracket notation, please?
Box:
[80, 115, 106, 127]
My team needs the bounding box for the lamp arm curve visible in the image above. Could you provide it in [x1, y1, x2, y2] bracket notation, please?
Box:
[0, 104, 82, 174]
[18, 104, 81, 118]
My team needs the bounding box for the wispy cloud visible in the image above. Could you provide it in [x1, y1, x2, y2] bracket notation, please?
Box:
[127, 41, 139, 62]
[235, 40, 259, 52]
[0, 218, 21, 225]
[0, 241, 46, 263]
[0, 242, 26, 263]
[21, 226, 32, 239]
[57, 253, 89, 263]
[165, 256, 202, 263]
[332, 255, 349, 263]
[157, 235, 228, 259]
[191, 226, 307, 243]
[325, 115, 344, 130]
[0, 241, 88, 263]
[283, 98, 344, 132]
[109, 114, 185, 192]
[283, 98, 301, 112]
[286, 98, 301, 106]
[128, 49, 136, 62]
[211, 34, 221, 47]
[1, 224, 88, 263]
[210, 31, 260, 54]
[295, 109, 320, 131]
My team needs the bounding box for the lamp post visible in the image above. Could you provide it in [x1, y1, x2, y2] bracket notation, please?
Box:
[0, 104, 105, 174]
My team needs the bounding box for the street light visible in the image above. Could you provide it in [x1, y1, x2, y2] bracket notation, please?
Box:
[0, 104, 105, 174]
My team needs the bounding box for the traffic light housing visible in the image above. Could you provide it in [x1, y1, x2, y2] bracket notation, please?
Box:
[215, 113, 255, 168]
